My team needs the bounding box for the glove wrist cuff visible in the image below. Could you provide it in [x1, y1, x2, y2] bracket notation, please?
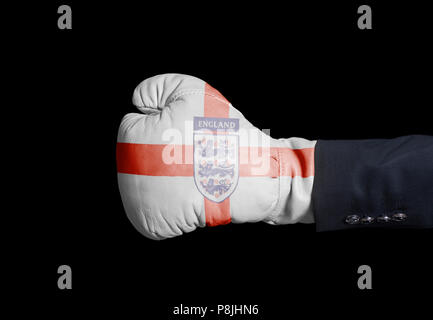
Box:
[266, 138, 317, 224]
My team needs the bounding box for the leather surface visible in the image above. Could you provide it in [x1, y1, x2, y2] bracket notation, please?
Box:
[117, 74, 316, 239]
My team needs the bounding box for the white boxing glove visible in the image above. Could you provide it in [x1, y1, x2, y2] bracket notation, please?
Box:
[117, 74, 316, 240]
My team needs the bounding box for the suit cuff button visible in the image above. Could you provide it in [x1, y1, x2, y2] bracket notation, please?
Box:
[392, 212, 407, 221]
[377, 215, 392, 223]
[361, 216, 375, 224]
[345, 215, 360, 225]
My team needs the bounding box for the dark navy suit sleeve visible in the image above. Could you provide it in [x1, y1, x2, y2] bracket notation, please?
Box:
[312, 135, 433, 231]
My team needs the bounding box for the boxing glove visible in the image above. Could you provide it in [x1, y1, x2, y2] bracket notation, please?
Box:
[117, 74, 316, 240]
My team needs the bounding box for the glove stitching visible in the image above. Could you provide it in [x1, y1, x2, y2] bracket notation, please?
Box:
[266, 149, 282, 223]
[167, 90, 229, 106]
[138, 207, 161, 239]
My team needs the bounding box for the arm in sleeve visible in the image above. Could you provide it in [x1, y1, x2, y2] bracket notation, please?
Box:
[312, 135, 433, 231]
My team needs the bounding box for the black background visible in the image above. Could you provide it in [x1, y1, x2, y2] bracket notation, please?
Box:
[8, 0, 432, 318]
